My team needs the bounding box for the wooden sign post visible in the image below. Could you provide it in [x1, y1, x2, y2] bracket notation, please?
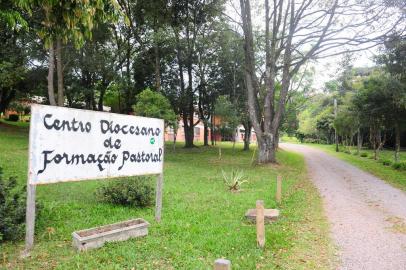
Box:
[155, 173, 163, 222]
[23, 184, 36, 255]
[256, 200, 265, 248]
[22, 105, 165, 256]
[276, 175, 282, 204]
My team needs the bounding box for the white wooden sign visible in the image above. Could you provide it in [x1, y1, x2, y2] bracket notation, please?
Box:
[28, 104, 164, 184]
[23, 104, 165, 256]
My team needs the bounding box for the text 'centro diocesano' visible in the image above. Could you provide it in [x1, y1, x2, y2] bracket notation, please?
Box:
[29, 105, 164, 184]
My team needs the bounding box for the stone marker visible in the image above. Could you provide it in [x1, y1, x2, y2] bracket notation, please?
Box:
[245, 208, 279, 223]
[72, 218, 149, 251]
[214, 258, 231, 270]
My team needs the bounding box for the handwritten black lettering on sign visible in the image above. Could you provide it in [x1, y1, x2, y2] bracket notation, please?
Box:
[28, 105, 164, 185]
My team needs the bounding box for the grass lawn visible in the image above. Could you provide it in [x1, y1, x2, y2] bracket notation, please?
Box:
[0, 118, 30, 128]
[307, 144, 406, 192]
[1, 122, 335, 269]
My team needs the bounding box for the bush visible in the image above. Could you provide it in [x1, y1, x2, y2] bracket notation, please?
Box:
[343, 150, 351, 154]
[0, 168, 26, 242]
[381, 159, 392, 166]
[360, 152, 368, 157]
[96, 177, 154, 207]
[303, 138, 317, 144]
[8, 114, 19, 122]
[392, 162, 406, 171]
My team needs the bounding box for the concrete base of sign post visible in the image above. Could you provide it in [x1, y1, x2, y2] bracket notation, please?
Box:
[72, 218, 149, 251]
[245, 209, 279, 223]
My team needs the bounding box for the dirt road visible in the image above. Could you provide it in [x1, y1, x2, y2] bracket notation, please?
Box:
[281, 143, 406, 270]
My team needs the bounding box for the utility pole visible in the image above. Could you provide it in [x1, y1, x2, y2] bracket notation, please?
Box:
[334, 98, 338, 152]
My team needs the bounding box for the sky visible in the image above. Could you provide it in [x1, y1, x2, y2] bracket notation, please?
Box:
[223, 0, 400, 90]
[312, 49, 376, 89]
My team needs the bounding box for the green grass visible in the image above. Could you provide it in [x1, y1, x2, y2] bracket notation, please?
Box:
[308, 144, 406, 192]
[280, 136, 300, 143]
[0, 118, 30, 128]
[0, 122, 335, 269]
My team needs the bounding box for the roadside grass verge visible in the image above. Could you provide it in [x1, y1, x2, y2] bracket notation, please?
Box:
[308, 144, 406, 192]
[1, 123, 335, 269]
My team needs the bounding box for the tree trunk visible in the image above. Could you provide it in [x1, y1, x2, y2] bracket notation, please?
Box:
[275, 130, 280, 150]
[395, 122, 400, 163]
[257, 133, 276, 163]
[243, 123, 251, 151]
[56, 39, 64, 106]
[154, 33, 161, 91]
[211, 106, 215, 146]
[184, 124, 195, 148]
[203, 122, 209, 146]
[98, 84, 106, 111]
[173, 129, 177, 151]
[47, 42, 56, 106]
[357, 128, 362, 155]
[232, 128, 236, 151]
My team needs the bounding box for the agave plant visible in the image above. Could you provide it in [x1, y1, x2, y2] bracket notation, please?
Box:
[221, 169, 248, 192]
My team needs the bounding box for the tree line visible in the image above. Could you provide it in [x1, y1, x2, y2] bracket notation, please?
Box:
[296, 36, 406, 162]
[0, 0, 404, 163]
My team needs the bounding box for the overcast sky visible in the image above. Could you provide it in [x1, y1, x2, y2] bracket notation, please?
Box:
[224, 0, 399, 90]
[312, 48, 376, 89]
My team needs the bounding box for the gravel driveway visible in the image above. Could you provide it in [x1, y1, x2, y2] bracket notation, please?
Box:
[281, 143, 406, 270]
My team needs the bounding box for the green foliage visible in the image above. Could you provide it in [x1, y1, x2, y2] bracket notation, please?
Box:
[298, 109, 317, 137]
[23, 0, 120, 48]
[133, 88, 177, 128]
[381, 159, 392, 166]
[376, 33, 406, 84]
[96, 177, 154, 208]
[304, 138, 318, 143]
[333, 104, 357, 141]
[296, 132, 305, 143]
[392, 162, 406, 171]
[7, 114, 19, 122]
[360, 152, 368, 157]
[221, 169, 248, 192]
[0, 167, 26, 242]
[0, 1, 28, 31]
[103, 83, 121, 112]
[214, 95, 240, 138]
[298, 94, 334, 141]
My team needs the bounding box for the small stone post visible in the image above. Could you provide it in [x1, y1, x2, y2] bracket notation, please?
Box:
[214, 258, 231, 270]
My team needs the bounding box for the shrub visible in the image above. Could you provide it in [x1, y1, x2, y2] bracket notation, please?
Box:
[96, 177, 154, 207]
[8, 114, 19, 122]
[221, 169, 248, 192]
[392, 162, 406, 171]
[303, 138, 317, 144]
[381, 159, 392, 166]
[0, 168, 26, 242]
[360, 152, 368, 157]
[343, 150, 351, 154]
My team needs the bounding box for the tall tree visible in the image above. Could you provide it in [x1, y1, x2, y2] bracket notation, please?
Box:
[23, 0, 119, 106]
[171, 0, 223, 148]
[239, 0, 403, 163]
[0, 1, 29, 113]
